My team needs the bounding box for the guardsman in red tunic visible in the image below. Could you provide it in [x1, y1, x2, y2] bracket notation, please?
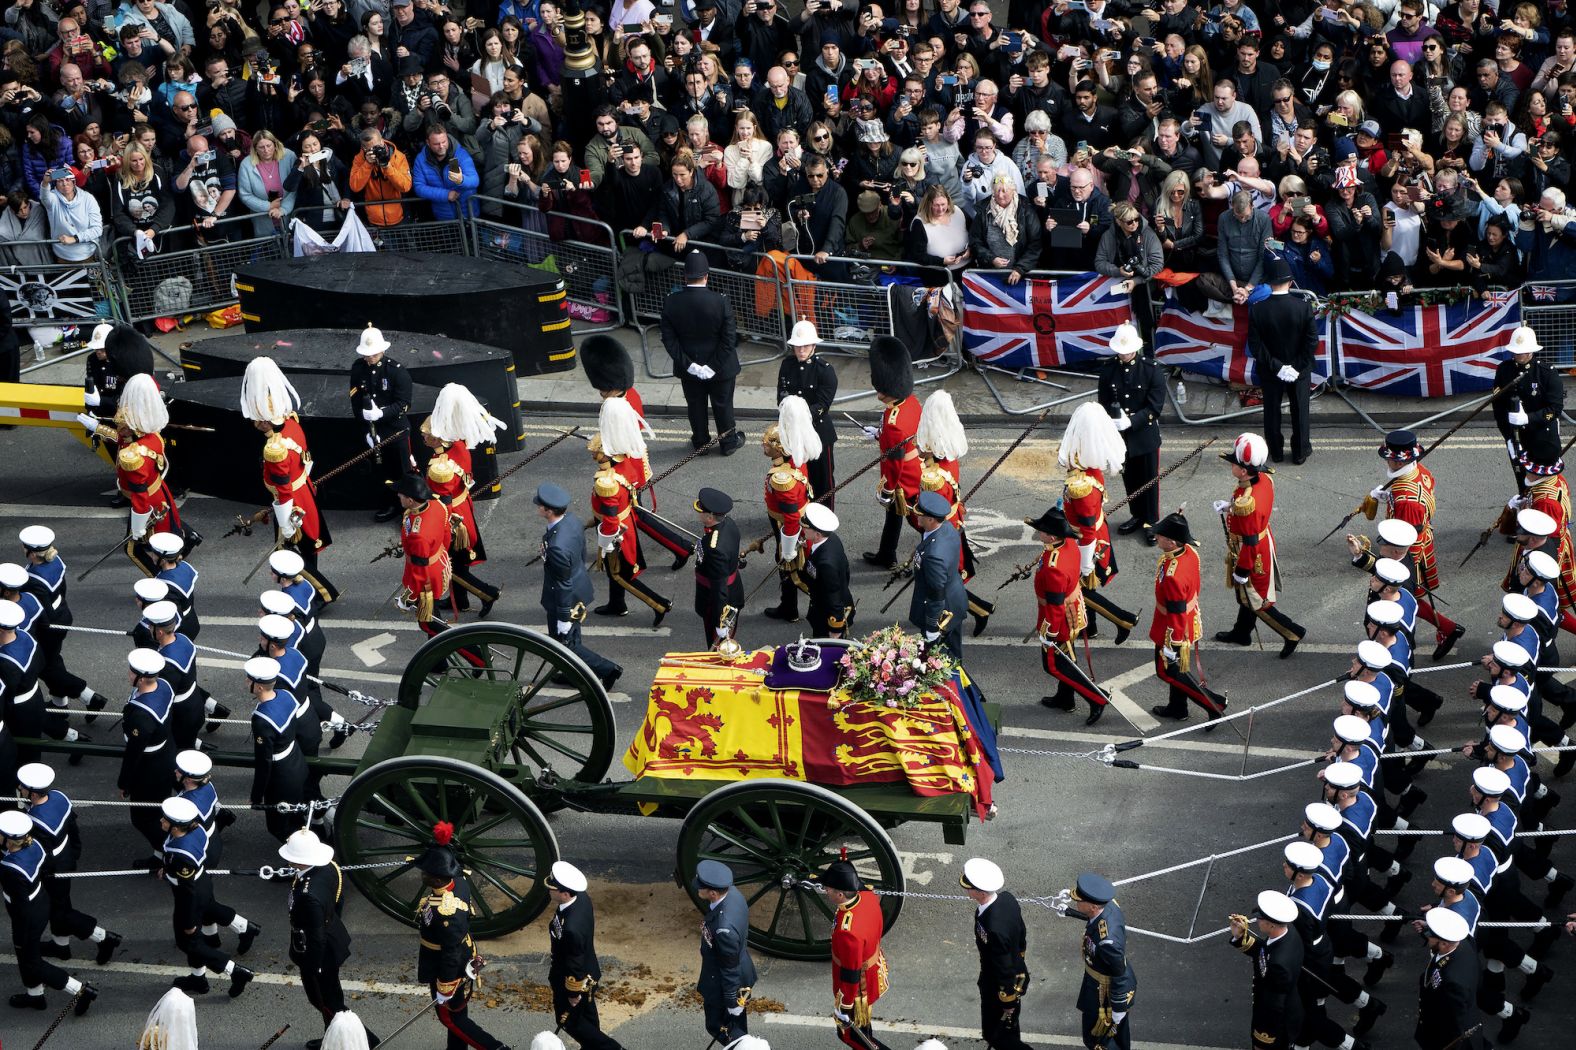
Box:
[78, 373, 182, 576]
[817, 860, 893, 1050]
[1358, 430, 1464, 660]
[589, 434, 672, 626]
[393, 476, 452, 638]
[862, 337, 922, 569]
[580, 334, 653, 437]
[424, 383, 505, 619]
[240, 357, 338, 605]
[1029, 506, 1112, 725]
[758, 396, 821, 623]
[1059, 403, 1137, 643]
[1212, 433, 1305, 658]
[1149, 511, 1229, 721]
[596, 398, 693, 572]
[915, 391, 994, 636]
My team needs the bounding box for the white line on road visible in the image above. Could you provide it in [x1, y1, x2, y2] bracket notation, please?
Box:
[764, 1012, 1234, 1050]
[1002, 724, 1316, 761]
[1101, 660, 1162, 732]
[0, 954, 429, 997]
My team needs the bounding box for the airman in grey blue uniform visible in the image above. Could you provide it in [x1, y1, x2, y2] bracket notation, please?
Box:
[534, 483, 621, 690]
[693, 860, 758, 1044]
[1069, 872, 1135, 1050]
[910, 489, 968, 662]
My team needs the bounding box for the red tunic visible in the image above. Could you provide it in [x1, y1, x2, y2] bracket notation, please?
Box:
[1063, 467, 1115, 578]
[1505, 473, 1576, 610]
[1226, 473, 1277, 603]
[1387, 463, 1437, 592]
[765, 457, 810, 548]
[1150, 544, 1204, 648]
[918, 456, 971, 573]
[877, 396, 922, 512]
[623, 387, 645, 420]
[262, 418, 328, 550]
[1034, 540, 1086, 641]
[612, 452, 652, 492]
[427, 440, 483, 565]
[400, 499, 452, 612]
[592, 462, 643, 568]
[116, 432, 180, 533]
[830, 890, 889, 1028]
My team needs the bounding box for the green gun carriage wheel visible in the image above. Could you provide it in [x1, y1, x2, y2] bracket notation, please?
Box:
[333, 754, 559, 939]
[673, 780, 905, 961]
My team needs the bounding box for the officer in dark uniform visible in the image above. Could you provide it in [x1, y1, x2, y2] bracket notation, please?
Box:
[546, 860, 623, 1050]
[120, 648, 178, 862]
[17, 763, 121, 966]
[910, 490, 968, 662]
[348, 325, 416, 522]
[158, 796, 257, 998]
[660, 251, 743, 455]
[694, 859, 757, 1044]
[1068, 872, 1136, 1050]
[959, 858, 1032, 1050]
[1415, 907, 1488, 1050]
[1491, 326, 1560, 487]
[83, 324, 125, 423]
[1, 810, 98, 1014]
[778, 320, 840, 503]
[1248, 258, 1319, 464]
[415, 824, 506, 1050]
[244, 656, 308, 845]
[281, 828, 375, 1049]
[1096, 323, 1166, 544]
[536, 482, 622, 690]
[1227, 891, 1304, 1050]
[803, 503, 855, 639]
[694, 488, 744, 650]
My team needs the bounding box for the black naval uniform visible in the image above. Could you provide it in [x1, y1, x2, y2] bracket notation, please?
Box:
[418, 878, 504, 1050]
[26, 788, 108, 954]
[2, 836, 74, 1000]
[1415, 939, 1488, 1050]
[1097, 353, 1166, 531]
[250, 688, 308, 844]
[695, 515, 744, 648]
[288, 861, 353, 1033]
[347, 354, 415, 503]
[804, 531, 855, 638]
[777, 352, 839, 504]
[549, 892, 624, 1050]
[1492, 356, 1561, 485]
[118, 684, 177, 855]
[975, 891, 1033, 1050]
[1230, 924, 1303, 1050]
[1079, 900, 1136, 1050]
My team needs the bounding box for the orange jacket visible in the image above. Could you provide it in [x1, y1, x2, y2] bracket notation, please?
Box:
[349, 148, 413, 226]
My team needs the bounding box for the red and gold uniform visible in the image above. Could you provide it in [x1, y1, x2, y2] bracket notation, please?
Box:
[428, 439, 500, 615]
[608, 449, 692, 566]
[112, 428, 182, 575]
[761, 451, 812, 620]
[1149, 531, 1229, 718]
[400, 497, 452, 627]
[831, 890, 890, 1049]
[918, 455, 995, 627]
[1032, 512, 1111, 719]
[1225, 472, 1278, 604]
[262, 417, 337, 603]
[868, 394, 922, 566]
[590, 440, 671, 621]
[1064, 466, 1136, 641]
[1360, 433, 1462, 655]
[1505, 472, 1576, 621]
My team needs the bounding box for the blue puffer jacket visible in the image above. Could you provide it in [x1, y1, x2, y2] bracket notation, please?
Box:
[20, 128, 72, 197]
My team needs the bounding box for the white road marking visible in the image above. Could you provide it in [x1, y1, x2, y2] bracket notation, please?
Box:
[764, 1012, 1234, 1050]
[894, 849, 955, 887]
[1101, 659, 1162, 732]
[351, 631, 397, 667]
[1002, 724, 1316, 761]
[0, 954, 430, 997]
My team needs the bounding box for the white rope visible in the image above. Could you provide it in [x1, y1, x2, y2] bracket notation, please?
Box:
[1375, 827, 1568, 837]
[1130, 676, 1342, 746]
[1111, 834, 1298, 887]
[56, 860, 403, 880]
[1328, 915, 1557, 928]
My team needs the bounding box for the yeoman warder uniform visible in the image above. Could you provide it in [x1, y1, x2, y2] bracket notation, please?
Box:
[1363, 431, 1463, 659]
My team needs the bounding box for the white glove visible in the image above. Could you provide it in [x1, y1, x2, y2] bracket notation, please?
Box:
[361, 404, 383, 422]
[833, 1008, 851, 1023]
[597, 530, 619, 553]
[274, 499, 296, 533]
[1211, 499, 1230, 515]
[1508, 495, 1529, 510]
[686, 362, 706, 378]
[727, 1005, 745, 1017]
[861, 425, 880, 440]
[1161, 645, 1178, 663]
[876, 487, 893, 506]
[1112, 1011, 1127, 1025]
[83, 387, 100, 408]
[1231, 571, 1250, 586]
[365, 432, 375, 449]
[555, 620, 574, 635]
[1370, 486, 1392, 503]
[701, 364, 716, 379]
[1113, 410, 1131, 432]
[924, 630, 940, 642]
[1508, 407, 1530, 427]
[464, 958, 480, 980]
[779, 529, 799, 563]
[304, 458, 313, 477]
[130, 509, 151, 539]
[1078, 542, 1095, 577]
[434, 989, 454, 1004]
[75, 411, 99, 430]
[1276, 365, 1299, 382]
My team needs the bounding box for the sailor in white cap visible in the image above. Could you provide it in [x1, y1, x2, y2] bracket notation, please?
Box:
[1226, 890, 1302, 1050]
[1511, 548, 1576, 711]
[16, 762, 122, 966]
[349, 325, 416, 521]
[0, 595, 50, 766]
[281, 829, 371, 1048]
[778, 318, 838, 500]
[0, 808, 99, 1015]
[245, 656, 309, 845]
[123, 647, 180, 861]
[157, 796, 257, 998]
[1281, 840, 1388, 1039]
[174, 749, 234, 864]
[270, 547, 328, 677]
[130, 575, 174, 649]
[958, 858, 1032, 1050]
[1505, 506, 1576, 636]
[258, 612, 340, 807]
[1416, 906, 1487, 1050]
[1346, 517, 1417, 576]
[801, 502, 854, 638]
[143, 600, 207, 751]
[1363, 598, 1444, 749]
[1478, 759, 1576, 910]
[544, 860, 622, 1050]
[149, 531, 201, 640]
[15, 527, 105, 723]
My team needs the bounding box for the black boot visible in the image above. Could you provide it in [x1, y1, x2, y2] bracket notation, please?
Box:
[1214, 604, 1255, 646]
[1085, 699, 1107, 726]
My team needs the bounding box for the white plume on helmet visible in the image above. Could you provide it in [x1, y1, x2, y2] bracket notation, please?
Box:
[1058, 402, 1126, 475]
[321, 1010, 373, 1050]
[775, 395, 823, 465]
[598, 396, 648, 460]
[917, 390, 968, 461]
[119, 373, 168, 435]
[239, 356, 301, 425]
[139, 989, 198, 1050]
[429, 383, 507, 447]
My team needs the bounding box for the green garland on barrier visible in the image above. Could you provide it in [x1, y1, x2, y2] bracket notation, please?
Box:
[1316, 286, 1476, 317]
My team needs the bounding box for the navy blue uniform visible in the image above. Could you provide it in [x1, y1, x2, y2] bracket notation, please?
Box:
[1078, 900, 1136, 1050]
[698, 887, 758, 1042]
[119, 682, 177, 853]
[250, 689, 308, 843]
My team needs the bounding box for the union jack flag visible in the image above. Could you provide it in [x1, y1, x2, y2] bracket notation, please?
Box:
[1338, 298, 1520, 396]
[960, 271, 1131, 368]
[1529, 285, 1559, 302]
[1154, 299, 1332, 385]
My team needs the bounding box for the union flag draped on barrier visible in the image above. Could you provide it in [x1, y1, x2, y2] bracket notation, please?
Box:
[1337, 297, 1520, 395]
[1153, 299, 1331, 385]
[960, 271, 1131, 367]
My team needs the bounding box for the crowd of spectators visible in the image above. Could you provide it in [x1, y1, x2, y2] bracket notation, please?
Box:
[1, 0, 1574, 305]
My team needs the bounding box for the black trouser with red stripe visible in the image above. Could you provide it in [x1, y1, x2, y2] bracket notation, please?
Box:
[634, 507, 694, 564]
[1043, 640, 1109, 707]
[1154, 646, 1227, 715]
[432, 980, 505, 1050]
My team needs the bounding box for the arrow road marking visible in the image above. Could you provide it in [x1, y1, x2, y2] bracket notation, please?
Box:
[351, 632, 397, 667]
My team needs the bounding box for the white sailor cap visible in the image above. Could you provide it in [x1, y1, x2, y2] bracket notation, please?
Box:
[133, 578, 170, 603]
[1487, 684, 1529, 713]
[1373, 558, 1410, 586]
[259, 591, 295, 616]
[1525, 549, 1561, 581]
[1343, 679, 1381, 710]
[1487, 724, 1528, 756]
[1492, 640, 1532, 668]
[1356, 639, 1391, 670]
[1254, 889, 1299, 925]
[1284, 840, 1324, 872]
[1375, 519, 1418, 548]
[1433, 856, 1475, 887]
[0, 599, 23, 630]
[545, 861, 589, 894]
[17, 763, 55, 792]
[1425, 907, 1470, 943]
[18, 525, 55, 550]
[1451, 812, 1492, 842]
[244, 656, 281, 683]
[269, 549, 305, 577]
[1502, 593, 1539, 623]
[0, 811, 32, 839]
[804, 503, 839, 534]
[128, 647, 165, 675]
[176, 750, 213, 778]
[142, 600, 179, 627]
[1304, 802, 1343, 833]
[0, 562, 28, 590]
[160, 797, 200, 825]
[960, 857, 1005, 894]
[258, 614, 296, 642]
[148, 533, 185, 557]
[1516, 508, 1556, 537]
[1324, 761, 1363, 789]
[1366, 599, 1404, 627]
[1472, 766, 1511, 797]
[1334, 714, 1371, 744]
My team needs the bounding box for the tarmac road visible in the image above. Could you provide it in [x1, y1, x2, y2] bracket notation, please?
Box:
[1, 411, 1570, 1050]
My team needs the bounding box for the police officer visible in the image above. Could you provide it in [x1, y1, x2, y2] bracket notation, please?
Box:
[910, 489, 968, 662]
[415, 826, 507, 1050]
[121, 647, 178, 863]
[536, 482, 622, 690]
[778, 320, 839, 503]
[158, 796, 257, 998]
[245, 656, 308, 845]
[1, 809, 98, 1014]
[802, 503, 854, 639]
[17, 763, 121, 966]
[960, 858, 1032, 1050]
[281, 828, 373, 1049]
[348, 325, 415, 522]
[694, 488, 744, 650]
[18, 525, 105, 722]
[694, 859, 757, 1044]
[545, 860, 623, 1050]
[1068, 872, 1135, 1050]
[1226, 890, 1303, 1050]
[1097, 323, 1165, 543]
[1492, 326, 1560, 487]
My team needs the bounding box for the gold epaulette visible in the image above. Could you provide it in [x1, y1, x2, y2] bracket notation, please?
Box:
[1231, 490, 1255, 515]
[262, 432, 288, 464]
[427, 455, 458, 485]
[1064, 469, 1094, 499]
[117, 443, 145, 471]
[769, 467, 798, 493]
[920, 462, 950, 493]
[594, 471, 621, 498]
[424, 890, 469, 916]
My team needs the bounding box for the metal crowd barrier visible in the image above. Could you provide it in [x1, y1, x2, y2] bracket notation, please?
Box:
[1521, 278, 1576, 371]
[110, 214, 284, 324]
[353, 197, 469, 255]
[469, 200, 622, 334]
[6, 239, 119, 375]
